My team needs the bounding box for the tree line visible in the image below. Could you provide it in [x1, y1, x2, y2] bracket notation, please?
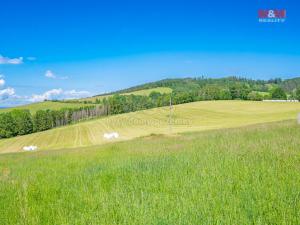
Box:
[98, 76, 300, 97]
[99, 85, 299, 115]
[86, 77, 300, 105]
[94, 84, 300, 117]
[0, 105, 108, 138]
[1, 82, 300, 139]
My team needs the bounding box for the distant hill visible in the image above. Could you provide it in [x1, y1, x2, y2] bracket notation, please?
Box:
[82, 87, 172, 102]
[0, 101, 92, 114]
[92, 76, 300, 97]
[2, 76, 299, 112]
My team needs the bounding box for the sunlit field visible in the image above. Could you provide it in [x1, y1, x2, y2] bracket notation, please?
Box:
[81, 87, 173, 102]
[1, 120, 299, 224]
[0, 101, 91, 114]
[1, 100, 300, 153]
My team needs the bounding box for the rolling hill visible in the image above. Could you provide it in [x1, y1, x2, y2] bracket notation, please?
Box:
[2, 76, 299, 114]
[0, 101, 92, 114]
[0, 87, 172, 112]
[1, 120, 299, 224]
[82, 87, 172, 102]
[102, 76, 300, 94]
[1, 100, 300, 153]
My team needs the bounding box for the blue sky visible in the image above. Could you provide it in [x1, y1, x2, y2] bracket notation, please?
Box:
[0, 0, 299, 106]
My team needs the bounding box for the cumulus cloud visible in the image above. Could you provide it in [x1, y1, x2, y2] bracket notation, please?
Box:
[45, 70, 56, 79]
[0, 76, 15, 100]
[0, 79, 5, 87]
[0, 87, 15, 100]
[30, 88, 62, 102]
[0, 77, 90, 106]
[45, 70, 69, 80]
[29, 88, 91, 102]
[0, 55, 23, 64]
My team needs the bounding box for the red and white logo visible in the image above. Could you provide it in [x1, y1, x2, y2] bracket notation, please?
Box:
[258, 9, 286, 23]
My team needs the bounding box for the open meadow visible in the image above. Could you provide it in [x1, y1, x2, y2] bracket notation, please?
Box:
[81, 87, 172, 102]
[2, 1, 299, 224]
[0, 101, 91, 114]
[0, 120, 299, 224]
[0, 100, 300, 153]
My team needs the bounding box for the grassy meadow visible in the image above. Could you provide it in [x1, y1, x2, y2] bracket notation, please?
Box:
[81, 87, 172, 102]
[1, 100, 300, 153]
[0, 88, 172, 113]
[0, 120, 300, 224]
[0, 101, 91, 114]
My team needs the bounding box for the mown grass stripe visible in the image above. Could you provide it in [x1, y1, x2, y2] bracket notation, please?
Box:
[0, 100, 300, 153]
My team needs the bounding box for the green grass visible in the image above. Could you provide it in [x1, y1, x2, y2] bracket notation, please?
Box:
[122, 87, 172, 96]
[1, 100, 300, 153]
[257, 91, 270, 96]
[0, 101, 91, 114]
[0, 120, 299, 224]
[82, 87, 172, 102]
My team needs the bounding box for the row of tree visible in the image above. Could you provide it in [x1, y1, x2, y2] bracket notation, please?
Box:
[80, 82, 300, 105]
[98, 86, 300, 112]
[1, 84, 300, 139]
[102, 76, 300, 96]
[97, 86, 300, 116]
[0, 105, 108, 138]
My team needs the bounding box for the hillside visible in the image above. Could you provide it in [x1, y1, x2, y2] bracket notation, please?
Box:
[102, 76, 300, 95]
[83, 87, 172, 102]
[2, 76, 299, 113]
[0, 87, 172, 112]
[0, 101, 91, 114]
[1, 100, 300, 153]
[280, 77, 300, 92]
[1, 120, 299, 224]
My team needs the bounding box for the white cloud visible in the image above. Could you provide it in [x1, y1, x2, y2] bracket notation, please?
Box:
[0, 55, 23, 64]
[29, 88, 91, 102]
[30, 88, 62, 102]
[45, 70, 56, 79]
[0, 79, 5, 87]
[0, 76, 90, 106]
[45, 70, 69, 80]
[0, 87, 15, 100]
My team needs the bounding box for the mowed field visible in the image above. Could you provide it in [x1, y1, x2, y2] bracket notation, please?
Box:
[1, 100, 300, 153]
[0, 120, 300, 224]
[81, 87, 172, 102]
[0, 101, 91, 114]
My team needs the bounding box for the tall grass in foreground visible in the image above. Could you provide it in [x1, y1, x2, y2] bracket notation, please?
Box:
[1, 120, 300, 224]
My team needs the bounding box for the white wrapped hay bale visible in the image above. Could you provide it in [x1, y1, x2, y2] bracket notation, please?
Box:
[23, 145, 38, 151]
[298, 113, 300, 125]
[103, 132, 119, 140]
